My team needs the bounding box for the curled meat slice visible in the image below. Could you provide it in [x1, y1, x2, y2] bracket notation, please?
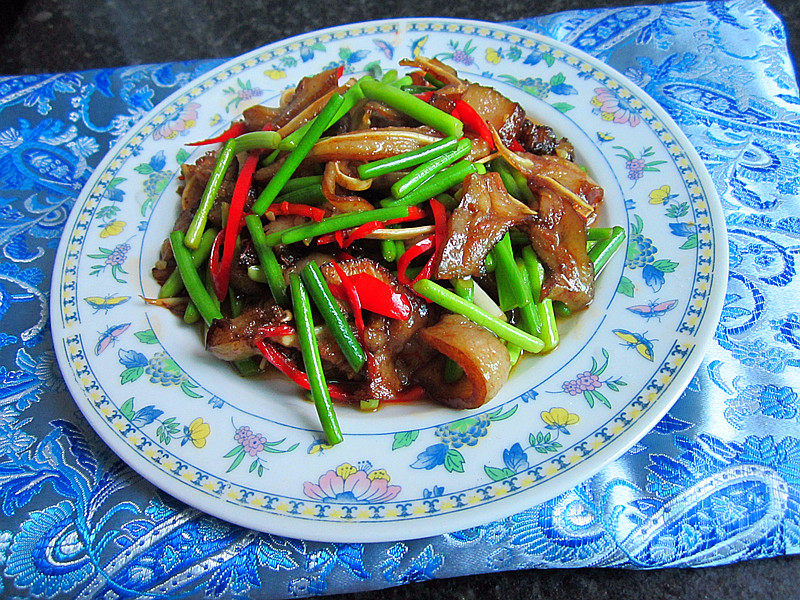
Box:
[418, 315, 511, 409]
[307, 128, 443, 162]
[460, 83, 525, 146]
[523, 187, 594, 311]
[271, 67, 341, 128]
[492, 128, 603, 219]
[436, 172, 535, 279]
[206, 303, 290, 362]
[321, 161, 375, 213]
[242, 104, 280, 131]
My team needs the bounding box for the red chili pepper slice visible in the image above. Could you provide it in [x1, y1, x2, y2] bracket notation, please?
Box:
[331, 262, 365, 339]
[316, 233, 336, 245]
[452, 100, 495, 150]
[384, 205, 427, 225]
[342, 220, 382, 247]
[334, 229, 345, 248]
[335, 64, 345, 80]
[346, 273, 411, 321]
[509, 138, 525, 152]
[397, 235, 435, 287]
[257, 325, 296, 338]
[186, 121, 247, 147]
[210, 152, 260, 300]
[254, 339, 349, 401]
[207, 229, 225, 283]
[268, 201, 325, 222]
[430, 198, 447, 252]
[414, 91, 435, 102]
[383, 386, 427, 404]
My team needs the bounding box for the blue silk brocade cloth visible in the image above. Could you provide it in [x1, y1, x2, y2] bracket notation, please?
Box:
[0, 1, 799, 597]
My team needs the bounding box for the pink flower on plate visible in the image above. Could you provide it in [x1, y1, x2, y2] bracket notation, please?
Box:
[303, 463, 401, 503]
[591, 88, 640, 127]
[152, 102, 200, 140]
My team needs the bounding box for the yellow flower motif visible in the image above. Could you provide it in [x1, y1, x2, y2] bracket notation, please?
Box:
[335, 463, 357, 479]
[264, 68, 286, 80]
[485, 47, 502, 64]
[649, 184, 673, 204]
[368, 468, 390, 482]
[188, 418, 210, 448]
[99, 220, 125, 238]
[209, 113, 222, 126]
[541, 407, 580, 428]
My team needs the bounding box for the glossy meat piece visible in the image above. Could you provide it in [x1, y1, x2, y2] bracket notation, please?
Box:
[307, 127, 443, 163]
[436, 172, 535, 279]
[228, 240, 262, 296]
[271, 67, 341, 128]
[492, 129, 603, 219]
[417, 314, 511, 409]
[460, 83, 525, 146]
[242, 104, 280, 131]
[205, 303, 290, 361]
[523, 187, 594, 311]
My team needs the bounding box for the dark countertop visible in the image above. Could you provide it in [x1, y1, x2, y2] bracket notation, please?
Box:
[5, 1, 798, 599]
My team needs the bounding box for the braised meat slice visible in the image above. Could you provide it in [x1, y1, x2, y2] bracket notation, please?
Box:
[523, 187, 594, 311]
[416, 314, 511, 409]
[436, 172, 534, 279]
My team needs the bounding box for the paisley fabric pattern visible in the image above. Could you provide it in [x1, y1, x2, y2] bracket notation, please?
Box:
[0, 1, 798, 597]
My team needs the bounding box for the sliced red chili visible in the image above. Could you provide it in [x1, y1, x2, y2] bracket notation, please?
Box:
[316, 233, 336, 245]
[348, 273, 411, 321]
[207, 229, 225, 287]
[342, 220, 382, 247]
[257, 325, 296, 338]
[384, 205, 427, 225]
[384, 386, 427, 403]
[452, 100, 495, 150]
[254, 339, 349, 400]
[397, 235, 435, 287]
[268, 201, 325, 222]
[331, 262, 365, 339]
[429, 198, 447, 252]
[509, 138, 525, 152]
[414, 91, 434, 102]
[335, 64, 345, 80]
[210, 151, 260, 300]
[334, 229, 345, 248]
[187, 121, 247, 146]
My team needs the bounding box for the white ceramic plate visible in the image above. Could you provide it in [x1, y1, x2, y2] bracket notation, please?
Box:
[51, 18, 726, 542]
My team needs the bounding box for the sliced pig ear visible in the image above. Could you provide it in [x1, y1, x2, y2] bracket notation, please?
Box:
[420, 314, 512, 409]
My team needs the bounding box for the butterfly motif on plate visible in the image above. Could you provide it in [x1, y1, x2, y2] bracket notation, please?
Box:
[410, 35, 428, 58]
[613, 329, 656, 361]
[627, 299, 678, 321]
[83, 294, 131, 313]
[95, 322, 131, 355]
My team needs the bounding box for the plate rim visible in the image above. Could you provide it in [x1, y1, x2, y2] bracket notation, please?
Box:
[50, 15, 728, 542]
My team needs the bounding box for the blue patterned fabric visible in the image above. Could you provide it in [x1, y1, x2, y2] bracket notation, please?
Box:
[0, 1, 798, 597]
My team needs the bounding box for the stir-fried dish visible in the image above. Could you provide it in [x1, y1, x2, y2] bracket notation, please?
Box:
[151, 57, 625, 444]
